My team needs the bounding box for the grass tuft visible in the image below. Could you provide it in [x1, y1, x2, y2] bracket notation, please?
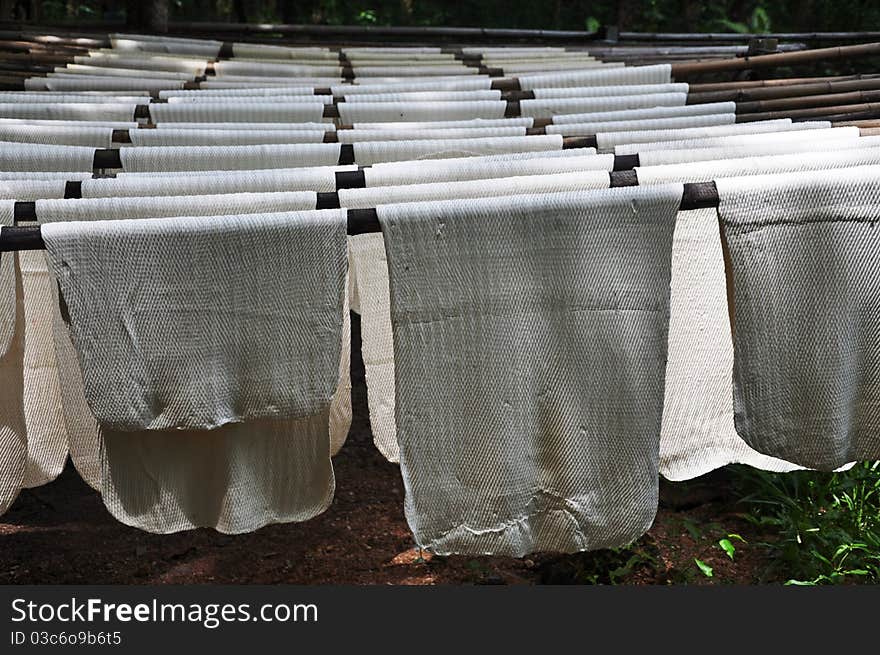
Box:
[730, 461, 880, 584]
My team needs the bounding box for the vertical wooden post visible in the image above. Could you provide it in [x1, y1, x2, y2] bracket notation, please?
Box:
[126, 0, 169, 33]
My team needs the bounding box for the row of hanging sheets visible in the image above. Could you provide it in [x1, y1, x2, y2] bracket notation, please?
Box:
[1, 33, 879, 557]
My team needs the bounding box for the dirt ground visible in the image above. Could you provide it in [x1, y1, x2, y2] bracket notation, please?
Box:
[0, 316, 777, 585]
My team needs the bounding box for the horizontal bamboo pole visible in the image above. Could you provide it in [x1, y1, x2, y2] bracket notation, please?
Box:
[0, 29, 109, 48]
[689, 74, 879, 92]
[620, 31, 880, 42]
[0, 69, 39, 78]
[595, 44, 803, 54]
[0, 52, 79, 66]
[689, 78, 880, 104]
[671, 41, 880, 78]
[816, 110, 880, 122]
[0, 181, 719, 253]
[833, 119, 880, 128]
[0, 63, 54, 75]
[734, 89, 880, 113]
[101, 113, 870, 142]
[0, 39, 88, 56]
[9, 22, 880, 45]
[737, 101, 880, 121]
[170, 21, 603, 43]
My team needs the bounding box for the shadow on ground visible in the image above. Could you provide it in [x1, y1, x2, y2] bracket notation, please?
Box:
[0, 315, 774, 585]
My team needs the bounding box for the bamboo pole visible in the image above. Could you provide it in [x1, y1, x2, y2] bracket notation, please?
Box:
[0, 181, 721, 253]
[0, 74, 28, 89]
[588, 45, 802, 57]
[0, 70, 39, 78]
[17, 133, 597, 173]
[689, 78, 880, 104]
[689, 74, 879, 92]
[0, 38, 89, 52]
[169, 21, 603, 43]
[0, 63, 54, 74]
[0, 51, 80, 65]
[818, 110, 880, 122]
[734, 89, 880, 114]
[671, 42, 880, 78]
[8, 22, 880, 46]
[620, 31, 880, 43]
[0, 30, 109, 48]
[832, 119, 880, 128]
[736, 102, 880, 122]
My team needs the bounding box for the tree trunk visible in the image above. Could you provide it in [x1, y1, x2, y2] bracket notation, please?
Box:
[0, 0, 14, 22]
[682, 0, 702, 32]
[127, 0, 168, 33]
[281, 1, 322, 24]
[233, 0, 247, 23]
[730, 0, 750, 24]
[400, 0, 414, 25]
[280, 0, 298, 23]
[616, 0, 636, 32]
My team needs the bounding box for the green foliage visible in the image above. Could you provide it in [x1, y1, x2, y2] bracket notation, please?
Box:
[539, 546, 657, 584]
[39, 0, 97, 21]
[21, 1, 880, 34]
[732, 461, 880, 585]
[681, 517, 704, 541]
[718, 533, 746, 561]
[715, 5, 772, 33]
[694, 558, 714, 577]
[585, 16, 601, 33]
[356, 9, 378, 25]
[718, 538, 736, 560]
[751, 6, 772, 33]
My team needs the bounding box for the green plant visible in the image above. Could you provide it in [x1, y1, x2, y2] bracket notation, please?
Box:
[718, 534, 745, 560]
[714, 5, 772, 33]
[731, 461, 880, 584]
[356, 9, 378, 24]
[681, 517, 703, 541]
[539, 545, 657, 585]
[694, 558, 714, 577]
